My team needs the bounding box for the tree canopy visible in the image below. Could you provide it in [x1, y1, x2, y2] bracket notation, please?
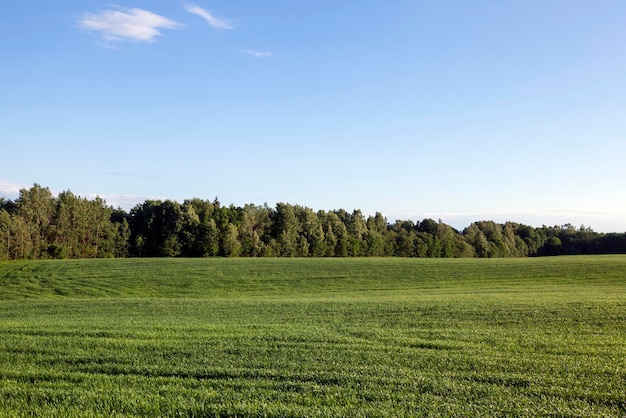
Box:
[0, 184, 624, 261]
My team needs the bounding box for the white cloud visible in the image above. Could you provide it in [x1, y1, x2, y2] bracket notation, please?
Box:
[244, 50, 273, 58]
[385, 209, 626, 233]
[78, 7, 183, 43]
[0, 179, 24, 199]
[184, 4, 233, 29]
[83, 193, 155, 210]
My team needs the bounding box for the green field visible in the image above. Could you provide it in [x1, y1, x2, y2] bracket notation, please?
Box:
[0, 257, 625, 416]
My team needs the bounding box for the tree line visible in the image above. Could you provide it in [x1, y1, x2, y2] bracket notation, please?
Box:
[1, 184, 625, 261]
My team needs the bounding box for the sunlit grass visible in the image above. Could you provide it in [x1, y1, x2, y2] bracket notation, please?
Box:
[0, 256, 625, 416]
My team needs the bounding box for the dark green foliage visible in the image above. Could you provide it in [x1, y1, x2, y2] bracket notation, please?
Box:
[271, 203, 300, 257]
[16, 184, 56, 258]
[0, 185, 125, 261]
[297, 206, 325, 257]
[129, 200, 184, 257]
[2, 184, 626, 261]
[53, 192, 119, 259]
[181, 199, 219, 257]
[545, 236, 563, 255]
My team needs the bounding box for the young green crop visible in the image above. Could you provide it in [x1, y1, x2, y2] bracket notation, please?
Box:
[0, 256, 624, 416]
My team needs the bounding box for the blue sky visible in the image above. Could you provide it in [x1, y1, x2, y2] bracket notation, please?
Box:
[1, 1, 625, 232]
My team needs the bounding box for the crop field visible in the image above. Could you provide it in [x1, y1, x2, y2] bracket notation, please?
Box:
[0, 256, 625, 417]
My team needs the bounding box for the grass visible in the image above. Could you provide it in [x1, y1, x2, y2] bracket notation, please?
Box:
[0, 256, 625, 416]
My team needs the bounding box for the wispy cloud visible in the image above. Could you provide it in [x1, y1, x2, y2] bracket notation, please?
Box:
[385, 209, 626, 233]
[184, 4, 233, 29]
[0, 179, 25, 199]
[0, 179, 162, 210]
[83, 193, 157, 210]
[78, 7, 183, 43]
[244, 50, 273, 58]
